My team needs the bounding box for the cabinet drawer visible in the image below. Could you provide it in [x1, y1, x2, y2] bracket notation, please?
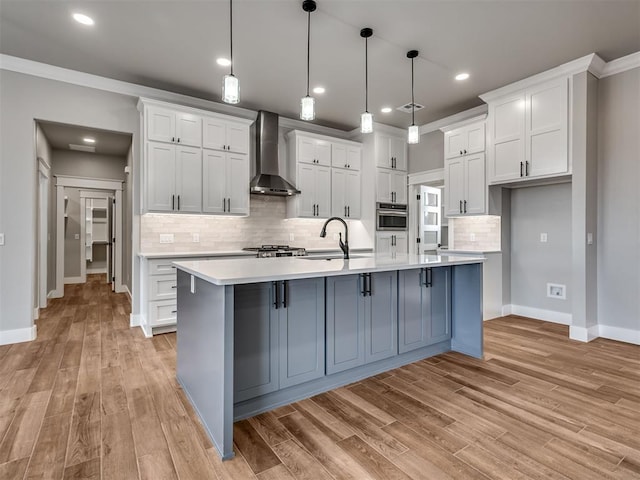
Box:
[148, 259, 178, 275]
[148, 300, 177, 327]
[149, 274, 177, 301]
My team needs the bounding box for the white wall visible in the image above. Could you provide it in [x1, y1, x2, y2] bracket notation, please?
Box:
[52, 149, 127, 181]
[408, 131, 444, 174]
[0, 70, 140, 338]
[123, 145, 133, 292]
[597, 67, 640, 333]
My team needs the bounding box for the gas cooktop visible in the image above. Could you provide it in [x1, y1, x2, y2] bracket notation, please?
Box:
[242, 245, 307, 258]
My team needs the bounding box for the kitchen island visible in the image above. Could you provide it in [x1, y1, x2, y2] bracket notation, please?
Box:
[174, 253, 484, 460]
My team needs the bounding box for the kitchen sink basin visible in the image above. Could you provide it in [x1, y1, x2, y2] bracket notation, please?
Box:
[298, 254, 372, 261]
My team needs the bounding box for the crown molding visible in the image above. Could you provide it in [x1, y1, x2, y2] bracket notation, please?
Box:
[600, 51, 640, 78]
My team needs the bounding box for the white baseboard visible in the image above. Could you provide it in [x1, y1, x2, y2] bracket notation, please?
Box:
[47, 290, 56, 298]
[86, 267, 107, 274]
[33, 307, 39, 321]
[0, 325, 37, 345]
[64, 276, 84, 284]
[597, 325, 640, 346]
[504, 304, 572, 325]
[569, 325, 600, 342]
[124, 285, 132, 303]
[130, 313, 142, 327]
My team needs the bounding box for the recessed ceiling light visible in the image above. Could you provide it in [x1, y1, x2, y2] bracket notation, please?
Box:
[216, 57, 231, 67]
[381, 107, 392, 113]
[72, 13, 94, 26]
[455, 72, 470, 81]
[313, 86, 325, 94]
[83, 137, 96, 144]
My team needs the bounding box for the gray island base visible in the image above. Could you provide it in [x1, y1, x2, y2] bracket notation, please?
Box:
[174, 254, 484, 460]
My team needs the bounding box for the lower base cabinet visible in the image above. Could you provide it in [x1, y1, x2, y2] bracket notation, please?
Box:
[326, 271, 398, 375]
[398, 267, 451, 353]
[234, 278, 325, 403]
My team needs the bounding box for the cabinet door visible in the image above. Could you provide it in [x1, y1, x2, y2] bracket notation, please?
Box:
[375, 134, 392, 168]
[347, 146, 362, 171]
[365, 271, 397, 363]
[390, 137, 407, 170]
[315, 140, 332, 166]
[465, 154, 486, 215]
[391, 171, 407, 204]
[234, 283, 279, 402]
[466, 123, 486, 155]
[326, 275, 365, 374]
[376, 169, 392, 203]
[147, 142, 176, 211]
[175, 146, 202, 213]
[398, 269, 428, 353]
[297, 164, 316, 217]
[345, 171, 361, 219]
[428, 267, 451, 345]
[331, 143, 348, 169]
[393, 233, 408, 255]
[202, 150, 226, 213]
[226, 121, 250, 154]
[175, 113, 202, 147]
[315, 166, 331, 218]
[444, 128, 466, 159]
[490, 94, 525, 183]
[444, 158, 464, 216]
[297, 136, 317, 164]
[147, 107, 175, 144]
[278, 279, 325, 388]
[226, 153, 250, 215]
[375, 233, 392, 255]
[331, 169, 347, 217]
[526, 77, 568, 178]
[202, 117, 227, 151]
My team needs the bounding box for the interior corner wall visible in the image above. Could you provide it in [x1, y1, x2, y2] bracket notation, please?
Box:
[0, 69, 140, 336]
[124, 145, 133, 292]
[597, 67, 640, 333]
[510, 183, 573, 314]
[408, 130, 444, 174]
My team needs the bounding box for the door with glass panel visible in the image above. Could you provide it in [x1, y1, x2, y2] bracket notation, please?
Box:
[419, 186, 441, 253]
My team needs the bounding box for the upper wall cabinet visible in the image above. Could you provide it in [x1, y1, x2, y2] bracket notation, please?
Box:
[203, 117, 250, 154]
[147, 106, 202, 147]
[375, 133, 407, 171]
[444, 123, 485, 159]
[296, 134, 332, 166]
[331, 143, 361, 171]
[484, 76, 569, 184]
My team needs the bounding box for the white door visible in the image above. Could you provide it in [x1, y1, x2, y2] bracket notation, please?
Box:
[202, 117, 227, 151]
[226, 121, 250, 154]
[466, 123, 486, 155]
[391, 171, 407, 204]
[147, 142, 176, 211]
[227, 153, 250, 214]
[175, 113, 202, 147]
[445, 128, 466, 159]
[490, 93, 525, 183]
[465, 154, 486, 214]
[345, 171, 361, 219]
[331, 169, 347, 217]
[420, 186, 441, 252]
[376, 169, 392, 203]
[298, 136, 317, 164]
[375, 134, 392, 168]
[331, 144, 348, 169]
[390, 137, 407, 170]
[147, 107, 176, 144]
[346, 146, 362, 171]
[445, 158, 465, 216]
[376, 233, 392, 254]
[393, 233, 408, 255]
[175, 146, 202, 213]
[315, 166, 331, 217]
[297, 164, 316, 217]
[315, 141, 332, 166]
[202, 150, 226, 213]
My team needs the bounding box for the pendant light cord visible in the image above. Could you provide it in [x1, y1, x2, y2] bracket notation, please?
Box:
[306, 10, 311, 97]
[411, 56, 415, 126]
[229, 0, 234, 76]
[365, 36, 369, 112]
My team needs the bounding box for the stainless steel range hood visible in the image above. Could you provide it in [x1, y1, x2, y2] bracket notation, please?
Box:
[250, 111, 301, 196]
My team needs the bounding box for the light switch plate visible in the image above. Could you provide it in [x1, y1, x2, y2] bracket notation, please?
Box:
[540, 233, 548, 243]
[470, 233, 476, 242]
[289, 233, 295, 242]
[192, 233, 200, 243]
[190, 275, 196, 294]
[160, 234, 174, 244]
[587, 233, 593, 245]
[74, 233, 80, 240]
[0, 233, 4, 246]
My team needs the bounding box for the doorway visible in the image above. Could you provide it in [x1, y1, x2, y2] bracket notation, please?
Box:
[408, 169, 448, 255]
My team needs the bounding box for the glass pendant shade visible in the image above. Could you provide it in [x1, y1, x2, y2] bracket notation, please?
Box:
[407, 124, 420, 144]
[300, 95, 315, 121]
[222, 74, 239, 104]
[360, 112, 373, 133]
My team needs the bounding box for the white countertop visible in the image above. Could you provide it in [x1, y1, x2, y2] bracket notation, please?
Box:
[139, 247, 374, 259]
[174, 253, 485, 286]
[440, 249, 502, 255]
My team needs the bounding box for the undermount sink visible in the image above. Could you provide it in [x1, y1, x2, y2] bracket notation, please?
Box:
[298, 254, 372, 261]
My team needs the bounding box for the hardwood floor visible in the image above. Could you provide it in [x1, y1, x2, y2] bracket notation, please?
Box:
[1, 275, 639, 479]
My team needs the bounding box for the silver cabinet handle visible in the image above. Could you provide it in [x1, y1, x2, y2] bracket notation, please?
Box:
[172, 194, 175, 210]
[347, 206, 350, 217]
[464, 200, 467, 214]
[525, 161, 530, 176]
[344, 206, 347, 217]
[459, 200, 463, 214]
[177, 195, 180, 211]
[227, 198, 230, 212]
[520, 162, 524, 177]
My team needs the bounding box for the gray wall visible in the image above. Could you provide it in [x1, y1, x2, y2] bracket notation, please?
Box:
[597, 67, 640, 331]
[408, 130, 444, 174]
[0, 69, 140, 335]
[123, 145, 133, 292]
[510, 183, 573, 313]
[35, 123, 56, 300]
[52, 150, 127, 181]
[63, 188, 81, 278]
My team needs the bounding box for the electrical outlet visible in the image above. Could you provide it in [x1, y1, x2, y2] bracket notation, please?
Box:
[540, 233, 548, 243]
[587, 233, 593, 245]
[289, 233, 295, 242]
[74, 233, 80, 240]
[470, 233, 476, 242]
[159, 233, 174, 244]
[192, 233, 200, 243]
[0, 233, 4, 246]
[547, 283, 566, 300]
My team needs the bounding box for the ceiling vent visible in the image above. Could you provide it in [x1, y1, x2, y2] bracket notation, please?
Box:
[69, 144, 95, 152]
[397, 102, 425, 113]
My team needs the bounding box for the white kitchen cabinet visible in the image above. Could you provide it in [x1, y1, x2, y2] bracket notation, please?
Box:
[147, 106, 202, 147]
[487, 76, 569, 184]
[294, 164, 331, 218]
[376, 169, 407, 204]
[147, 142, 202, 213]
[444, 123, 485, 159]
[203, 117, 250, 154]
[376, 232, 408, 255]
[296, 134, 332, 166]
[331, 169, 361, 219]
[375, 133, 407, 170]
[445, 153, 486, 216]
[202, 150, 250, 215]
[331, 143, 362, 171]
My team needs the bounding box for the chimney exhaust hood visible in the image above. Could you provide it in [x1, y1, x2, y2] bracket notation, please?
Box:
[250, 111, 301, 196]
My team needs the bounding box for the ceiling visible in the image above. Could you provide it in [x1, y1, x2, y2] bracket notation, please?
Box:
[2, 1, 639, 131]
[38, 121, 133, 156]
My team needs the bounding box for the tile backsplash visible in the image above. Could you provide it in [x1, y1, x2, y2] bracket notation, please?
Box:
[141, 196, 372, 252]
[450, 215, 501, 251]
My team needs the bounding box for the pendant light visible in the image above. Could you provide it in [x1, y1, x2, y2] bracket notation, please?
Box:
[222, 0, 239, 104]
[407, 50, 419, 144]
[300, 0, 317, 121]
[360, 28, 373, 134]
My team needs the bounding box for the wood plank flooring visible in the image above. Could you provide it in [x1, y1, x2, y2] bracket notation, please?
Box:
[1, 274, 639, 479]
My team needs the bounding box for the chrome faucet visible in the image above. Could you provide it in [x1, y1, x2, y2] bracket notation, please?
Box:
[320, 217, 349, 259]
